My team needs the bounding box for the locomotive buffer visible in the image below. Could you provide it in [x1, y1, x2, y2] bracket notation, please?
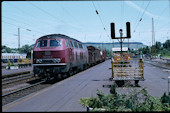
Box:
[110, 22, 144, 86]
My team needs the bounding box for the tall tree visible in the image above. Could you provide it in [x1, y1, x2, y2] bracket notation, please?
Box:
[155, 41, 161, 52]
[163, 39, 170, 50]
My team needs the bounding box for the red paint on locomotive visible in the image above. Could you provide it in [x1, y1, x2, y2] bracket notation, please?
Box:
[33, 34, 88, 79]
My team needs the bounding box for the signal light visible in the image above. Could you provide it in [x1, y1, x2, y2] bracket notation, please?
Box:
[126, 22, 131, 38]
[111, 23, 115, 39]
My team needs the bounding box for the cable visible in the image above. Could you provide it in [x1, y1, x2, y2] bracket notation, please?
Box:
[7, 2, 58, 27]
[56, 2, 87, 40]
[2, 16, 44, 34]
[121, 1, 124, 28]
[28, 1, 87, 40]
[154, 6, 169, 31]
[2, 21, 45, 35]
[28, 2, 67, 25]
[2, 32, 17, 35]
[58, 3, 85, 28]
[92, 1, 109, 38]
[2, 16, 31, 27]
[132, 0, 151, 36]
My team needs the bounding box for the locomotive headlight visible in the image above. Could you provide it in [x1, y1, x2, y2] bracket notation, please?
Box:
[36, 59, 42, 63]
[36, 59, 39, 63]
[53, 58, 61, 63]
[39, 59, 42, 63]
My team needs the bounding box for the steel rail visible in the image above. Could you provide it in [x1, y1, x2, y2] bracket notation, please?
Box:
[2, 73, 34, 85]
[2, 80, 46, 97]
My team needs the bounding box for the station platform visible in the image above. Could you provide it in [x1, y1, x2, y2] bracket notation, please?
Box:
[2, 60, 112, 112]
[2, 59, 170, 112]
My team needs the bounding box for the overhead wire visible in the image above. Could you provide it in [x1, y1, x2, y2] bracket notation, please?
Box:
[154, 6, 169, 32]
[28, 1, 87, 39]
[96, 1, 109, 48]
[132, 0, 151, 36]
[92, 1, 111, 50]
[2, 16, 31, 27]
[6, 2, 58, 33]
[56, 2, 87, 41]
[2, 21, 45, 35]
[28, 2, 67, 25]
[2, 16, 46, 35]
[58, 3, 85, 28]
[92, 1, 109, 38]
[7, 2, 56, 26]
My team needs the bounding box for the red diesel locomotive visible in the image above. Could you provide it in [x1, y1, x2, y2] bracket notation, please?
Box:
[33, 34, 106, 80]
[33, 34, 89, 80]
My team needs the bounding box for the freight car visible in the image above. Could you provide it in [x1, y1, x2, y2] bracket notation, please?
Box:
[101, 50, 106, 62]
[33, 34, 89, 80]
[87, 46, 106, 66]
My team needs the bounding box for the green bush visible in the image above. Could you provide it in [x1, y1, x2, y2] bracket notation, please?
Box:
[79, 85, 170, 112]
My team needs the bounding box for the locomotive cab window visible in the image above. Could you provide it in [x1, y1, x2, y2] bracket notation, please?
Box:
[50, 40, 61, 47]
[74, 42, 78, 48]
[79, 43, 83, 49]
[36, 40, 47, 47]
[69, 41, 74, 48]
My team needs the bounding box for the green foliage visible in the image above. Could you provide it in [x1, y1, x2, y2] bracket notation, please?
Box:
[163, 39, 170, 50]
[20, 44, 33, 53]
[160, 48, 170, 57]
[156, 41, 161, 51]
[2, 45, 11, 53]
[161, 92, 170, 104]
[1, 44, 33, 53]
[79, 87, 170, 112]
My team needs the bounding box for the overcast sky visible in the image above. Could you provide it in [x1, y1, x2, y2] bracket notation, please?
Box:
[2, 0, 170, 48]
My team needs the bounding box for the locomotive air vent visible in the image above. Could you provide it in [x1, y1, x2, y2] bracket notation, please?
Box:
[36, 58, 61, 64]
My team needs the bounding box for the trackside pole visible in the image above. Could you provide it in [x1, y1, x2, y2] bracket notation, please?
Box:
[111, 61, 114, 79]
[139, 59, 144, 79]
[168, 76, 170, 95]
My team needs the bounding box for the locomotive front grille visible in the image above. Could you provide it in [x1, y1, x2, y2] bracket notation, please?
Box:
[42, 59, 54, 63]
[36, 58, 61, 64]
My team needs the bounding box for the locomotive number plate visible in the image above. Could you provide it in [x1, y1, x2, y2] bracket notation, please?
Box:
[45, 51, 51, 55]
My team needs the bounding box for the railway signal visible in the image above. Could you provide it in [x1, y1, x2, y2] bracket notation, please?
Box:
[110, 22, 131, 39]
[110, 22, 144, 86]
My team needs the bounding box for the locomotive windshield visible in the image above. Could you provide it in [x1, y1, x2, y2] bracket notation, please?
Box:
[36, 40, 47, 47]
[36, 39, 61, 47]
[50, 40, 61, 47]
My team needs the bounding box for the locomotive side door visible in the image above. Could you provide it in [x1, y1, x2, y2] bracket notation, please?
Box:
[68, 40, 74, 62]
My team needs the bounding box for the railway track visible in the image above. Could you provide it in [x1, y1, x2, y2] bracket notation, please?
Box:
[2, 70, 80, 106]
[2, 61, 106, 106]
[144, 59, 170, 70]
[2, 73, 34, 85]
[2, 79, 50, 106]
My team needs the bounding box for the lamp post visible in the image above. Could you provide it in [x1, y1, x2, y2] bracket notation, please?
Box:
[14, 28, 31, 53]
[119, 29, 123, 63]
[18, 28, 20, 53]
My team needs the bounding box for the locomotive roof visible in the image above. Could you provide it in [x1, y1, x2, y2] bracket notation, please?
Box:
[87, 46, 100, 50]
[38, 34, 82, 43]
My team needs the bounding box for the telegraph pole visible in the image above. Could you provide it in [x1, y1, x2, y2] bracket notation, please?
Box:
[152, 18, 155, 55]
[18, 28, 20, 53]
